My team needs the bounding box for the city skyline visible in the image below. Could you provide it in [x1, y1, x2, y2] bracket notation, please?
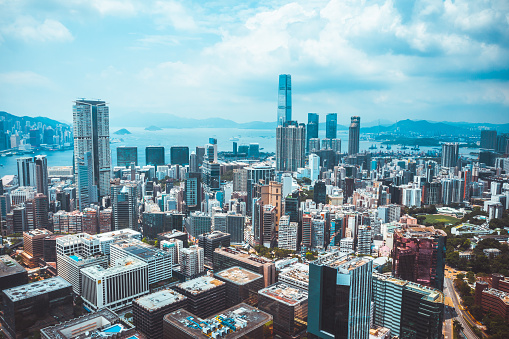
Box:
[1, 1, 508, 124]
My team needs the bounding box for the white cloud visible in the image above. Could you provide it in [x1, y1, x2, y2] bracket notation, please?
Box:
[153, 1, 197, 30]
[2, 16, 73, 42]
[0, 71, 54, 87]
[91, 0, 137, 16]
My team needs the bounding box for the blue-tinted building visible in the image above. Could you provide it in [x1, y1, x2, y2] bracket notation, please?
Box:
[146, 146, 165, 166]
[326, 113, 337, 140]
[117, 146, 138, 167]
[308, 252, 373, 339]
[307, 113, 319, 153]
[170, 146, 189, 165]
[277, 74, 292, 126]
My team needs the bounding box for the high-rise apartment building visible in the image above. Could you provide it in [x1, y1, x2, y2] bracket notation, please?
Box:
[326, 113, 338, 139]
[180, 245, 204, 278]
[277, 74, 292, 125]
[372, 273, 444, 339]
[392, 226, 447, 290]
[186, 212, 212, 238]
[308, 252, 373, 339]
[276, 121, 306, 172]
[441, 142, 459, 168]
[348, 116, 360, 155]
[307, 113, 319, 153]
[278, 215, 298, 250]
[184, 172, 201, 211]
[16, 155, 48, 196]
[197, 231, 231, 264]
[73, 99, 111, 197]
[110, 182, 138, 230]
[77, 152, 97, 211]
[117, 146, 138, 167]
[146, 146, 165, 166]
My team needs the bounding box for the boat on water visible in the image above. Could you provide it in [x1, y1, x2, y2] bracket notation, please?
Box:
[369, 144, 377, 150]
[229, 136, 240, 142]
[379, 145, 384, 149]
[401, 145, 408, 150]
[386, 145, 391, 150]
[411, 145, 420, 151]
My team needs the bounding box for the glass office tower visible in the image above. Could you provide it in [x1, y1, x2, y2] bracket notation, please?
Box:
[277, 74, 292, 126]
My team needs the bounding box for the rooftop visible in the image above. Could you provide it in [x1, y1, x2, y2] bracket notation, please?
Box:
[177, 276, 225, 295]
[3, 276, 71, 302]
[199, 231, 230, 240]
[112, 239, 168, 260]
[314, 251, 372, 272]
[134, 289, 187, 311]
[373, 272, 444, 303]
[279, 263, 309, 284]
[483, 288, 509, 305]
[81, 257, 147, 278]
[215, 247, 273, 266]
[396, 225, 447, 238]
[215, 267, 263, 285]
[0, 254, 26, 277]
[259, 282, 308, 306]
[159, 230, 187, 238]
[24, 228, 53, 237]
[40, 308, 119, 339]
[164, 303, 272, 339]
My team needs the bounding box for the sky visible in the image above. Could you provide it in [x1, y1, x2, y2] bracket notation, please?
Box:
[0, 0, 508, 126]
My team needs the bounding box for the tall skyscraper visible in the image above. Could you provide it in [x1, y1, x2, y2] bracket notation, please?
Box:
[441, 142, 459, 168]
[110, 182, 138, 230]
[308, 252, 373, 339]
[348, 116, 360, 155]
[276, 121, 306, 172]
[16, 156, 48, 196]
[480, 130, 497, 150]
[117, 146, 138, 167]
[77, 152, 97, 211]
[277, 74, 292, 125]
[307, 113, 319, 153]
[392, 225, 447, 290]
[73, 99, 111, 197]
[326, 113, 337, 139]
[184, 172, 201, 211]
[146, 146, 165, 166]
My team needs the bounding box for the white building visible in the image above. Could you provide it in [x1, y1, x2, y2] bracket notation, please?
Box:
[161, 239, 183, 265]
[180, 245, 204, 278]
[340, 237, 354, 254]
[309, 154, 320, 183]
[278, 216, 298, 251]
[81, 256, 149, 311]
[357, 226, 372, 255]
[110, 238, 172, 285]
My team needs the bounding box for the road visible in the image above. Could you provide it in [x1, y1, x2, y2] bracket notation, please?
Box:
[444, 277, 481, 339]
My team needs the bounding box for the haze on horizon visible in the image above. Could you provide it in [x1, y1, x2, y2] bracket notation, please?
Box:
[0, 0, 508, 126]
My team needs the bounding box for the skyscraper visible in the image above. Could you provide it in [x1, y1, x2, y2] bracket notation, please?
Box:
[307, 113, 319, 153]
[170, 146, 189, 165]
[77, 152, 97, 211]
[277, 74, 292, 125]
[480, 130, 497, 150]
[308, 252, 373, 339]
[73, 99, 111, 197]
[276, 121, 306, 172]
[146, 146, 165, 166]
[117, 146, 138, 167]
[16, 155, 48, 196]
[110, 182, 138, 230]
[326, 113, 337, 139]
[441, 142, 459, 168]
[348, 116, 360, 155]
[392, 225, 447, 290]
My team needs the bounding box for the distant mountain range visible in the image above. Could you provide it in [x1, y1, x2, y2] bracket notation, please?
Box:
[0, 111, 69, 128]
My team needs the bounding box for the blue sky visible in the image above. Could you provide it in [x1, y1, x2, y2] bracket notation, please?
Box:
[0, 0, 508, 126]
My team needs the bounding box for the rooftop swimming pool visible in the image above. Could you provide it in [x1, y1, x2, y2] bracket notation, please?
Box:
[102, 324, 123, 333]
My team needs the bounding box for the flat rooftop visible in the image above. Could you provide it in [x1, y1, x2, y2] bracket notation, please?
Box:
[200, 231, 230, 240]
[177, 276, 225, 295]
[3, 276, 71, 302]
[215, 247, 273, 266]
[259, 282, 308, 306]
[215, 266, 263, 285]
[164, 303, 272, 339]
[40, 308, 119, 339]
[0, 254, 26, 277]
[159, 230, 187, 238]
[315, 251, 372, 272]
[279, 263, 309, 284]
[135, 289, 187, 311]
[396, 225, 447, 238]
[483, 288, 509, 305]
[25, 229, 52, 237]
[81, 257, 147, 277]
[112, 239, 167, 260]
[373, 272, 444, 303]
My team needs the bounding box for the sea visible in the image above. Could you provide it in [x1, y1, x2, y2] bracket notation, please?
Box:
[0, 127, 478, 178]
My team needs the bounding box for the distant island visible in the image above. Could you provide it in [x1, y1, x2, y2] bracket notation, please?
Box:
[113, 128, 131, 135]
[145, 125, 163, 131]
